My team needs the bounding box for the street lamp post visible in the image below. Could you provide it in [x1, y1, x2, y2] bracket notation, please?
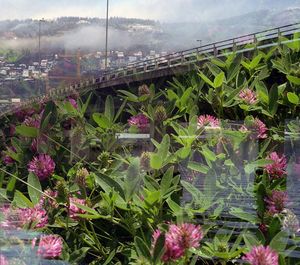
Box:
[105, 0, 109, 71]
[196, 39, 202, 49]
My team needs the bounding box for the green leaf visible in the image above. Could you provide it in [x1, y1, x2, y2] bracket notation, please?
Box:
[287, 75, 300, 85]
[227, 57, 241, 83]
[256, 183, 266, 218]
[181, 180, 202, 200]
[243, 233, 260, 250]
[114, 98, 127, 122]
[255, 81, 269, 104]
[166, 198, 182, 214]
[167, 89, 179, 101]
[27, 173, 42, 205]
[104, 95, 115, 123]
[206, 62, 222, 76]
[287, 92, 299, 105]
[40, 101, 57, 130]
[150, 154, 163, 170]
[161, 166, 174, 196]
[272, 59, 288, 74]
[158, 134, 170, 159]
[152, 233, 165, 265]
[210, 57, 226, 68]
[14, 190, 34, 208]
[269, 84, 278, 115]
[102, 249, 116, 265]
[124, 158, 141, 201]
[16, 125, 38, 138]
[201, 145, 216, 162]
[81, 93, 92, 115]
[223, 86, 244, 107]
[6, 177, 16, 194]
[198, 71, 215, 88]
[245, 159, 273, 174]
[270, 231, 288, 253]
[72, 202, 98, 216]
[118, 90, 139, 102]
[230, 207, 258, 223]
[134, 237, 151, 259]
[93, 113, 111, 129]
[187, 161, 209, 174]
[214, 72, 225, 88]
[176, 146, 191, 159]
[249, 54, 263, 70]
[69, 247, 90, 263]
[180, 87, 194, 107]
[94, 173, 125, 200]
[0, 188, 7, 201]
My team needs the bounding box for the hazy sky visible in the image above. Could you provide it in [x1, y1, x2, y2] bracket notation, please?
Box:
[1, 0, 300, 22]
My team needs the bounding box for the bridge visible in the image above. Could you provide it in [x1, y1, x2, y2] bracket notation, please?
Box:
[1, 22, 300, 118]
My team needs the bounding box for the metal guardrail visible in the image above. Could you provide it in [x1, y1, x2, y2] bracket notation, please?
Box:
[1, 22, 300, 118]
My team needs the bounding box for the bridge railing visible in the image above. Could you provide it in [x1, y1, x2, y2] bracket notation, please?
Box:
[96, 22, 300, 83]
[1, 22, 300, 118]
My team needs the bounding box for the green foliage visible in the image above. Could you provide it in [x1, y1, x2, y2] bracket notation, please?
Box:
[1, 35, 300, 264]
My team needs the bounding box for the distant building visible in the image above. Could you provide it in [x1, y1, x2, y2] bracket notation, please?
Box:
[100, 58, 111, 70]
[116, 51, 125, 67]
[0, 70, 7, 76]
[134, 51, 143, 58]
[150, 50, 156, 56]
[22, 70, 30, 78]
[41, 60, 48, 68]
[128, 56, 137, 63]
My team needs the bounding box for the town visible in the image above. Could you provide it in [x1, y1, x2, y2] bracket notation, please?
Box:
[0, 48, 169, 106]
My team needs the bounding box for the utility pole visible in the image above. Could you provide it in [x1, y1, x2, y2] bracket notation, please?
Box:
[38, 18, 45, 95]
[105, 0, 109, 71]
[38, 19, 45, 72]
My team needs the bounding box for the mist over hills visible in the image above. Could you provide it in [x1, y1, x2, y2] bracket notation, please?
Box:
[0, 7, 299, 53]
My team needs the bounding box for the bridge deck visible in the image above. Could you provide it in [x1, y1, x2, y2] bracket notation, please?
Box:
[1, 22, 300, 117]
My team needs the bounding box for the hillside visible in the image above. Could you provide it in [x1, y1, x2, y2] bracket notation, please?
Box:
[0, 8, 299, 52]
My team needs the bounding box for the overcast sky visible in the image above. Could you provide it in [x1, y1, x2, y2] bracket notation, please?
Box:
[1, 0, 300, 22]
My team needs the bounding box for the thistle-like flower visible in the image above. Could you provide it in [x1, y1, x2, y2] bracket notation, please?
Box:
[140, 151, 151, 170]
[28, 154, 55, 180]
[2, 146, 17, 165]
[75, 168, 89, 186]
[128, 114, 149, 132]
[68, 98, 78, 109]
[1, 206, 48, 229]
[265, 190, 288, 215]
[15, 108, 36, 121]
[68, 197, 87, 220]
[240, 118, 267, 139]
[0, 255, 9, 265]
[242, 245, 278, 265]
[31, 135, 48, 153]
[154, 105, 167, 122]
[19, 206, 49, 229]
[239, 88, 258, 104]
[282, 209, 300, 234]
[152, 223, 203, 262]
[37, 235, 63, 259]
[10, 125, 16, 136]
[39, 189, 58, 209]
[138, 84, 150, 96]
[264, 152, 287, 179]
[197, 115, 220, 128]
[24, 116, 40, 128]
